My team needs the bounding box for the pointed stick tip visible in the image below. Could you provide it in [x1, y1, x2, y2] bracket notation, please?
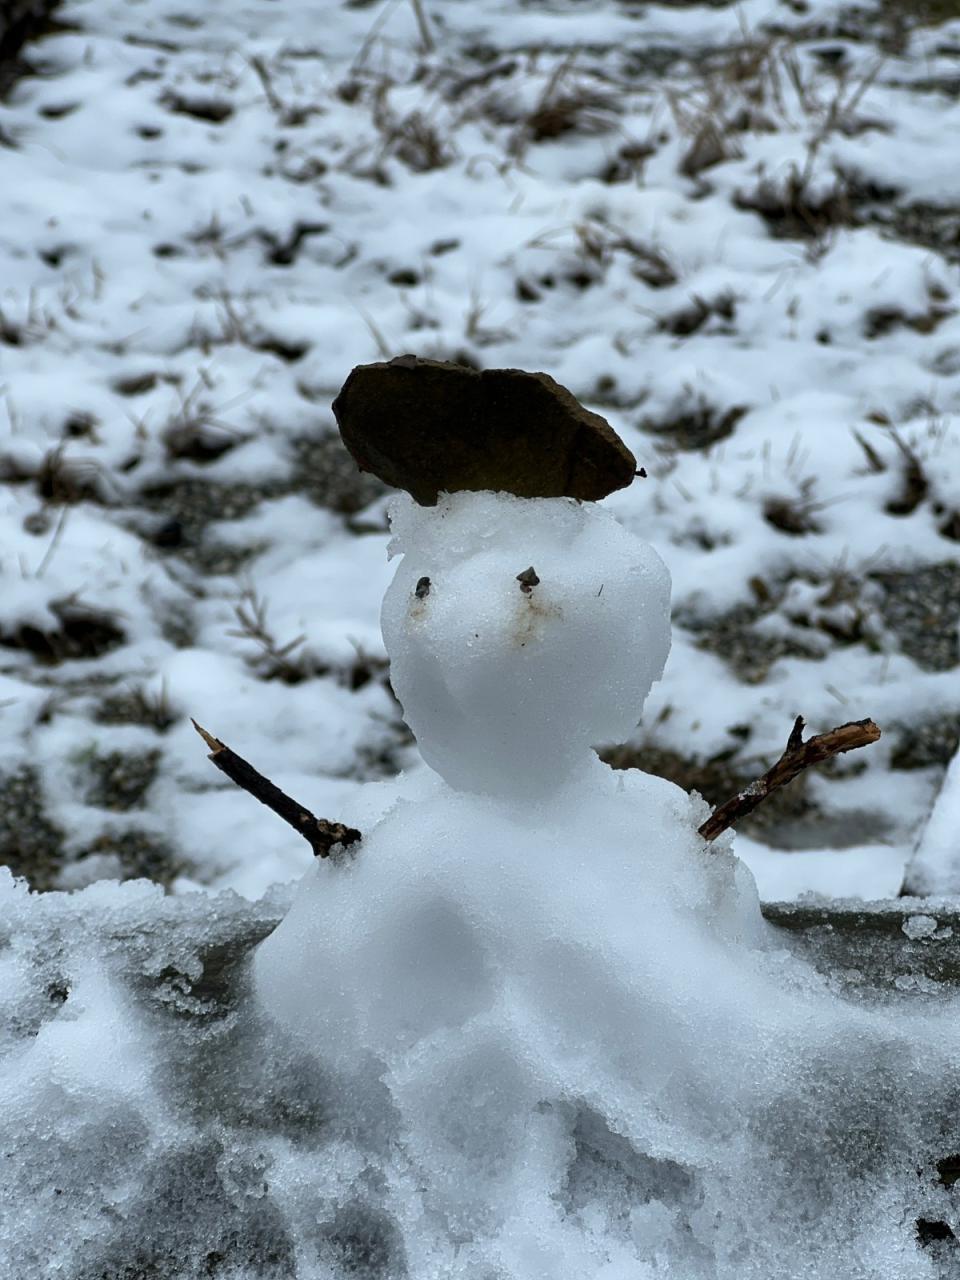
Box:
[191, 718, 224, 754]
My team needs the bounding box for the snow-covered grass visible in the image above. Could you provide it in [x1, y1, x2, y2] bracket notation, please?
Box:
[6, 6, 960, 1275]
[2, 0, 960, 900]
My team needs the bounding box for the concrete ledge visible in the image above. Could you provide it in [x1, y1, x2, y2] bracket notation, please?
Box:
[762, 899, 960, 992]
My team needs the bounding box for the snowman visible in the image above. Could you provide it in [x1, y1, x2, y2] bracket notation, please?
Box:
[253, 358, 772, 1270]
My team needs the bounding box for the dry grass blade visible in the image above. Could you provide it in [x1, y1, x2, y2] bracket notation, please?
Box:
[409, 0, 434, 55]
[228, 585, 307, 680]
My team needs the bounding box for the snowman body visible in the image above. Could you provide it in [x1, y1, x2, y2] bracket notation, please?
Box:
[250, 488, 790, 1268]
[254, 490, 762, 1063]
[249, 363, 943, 1278]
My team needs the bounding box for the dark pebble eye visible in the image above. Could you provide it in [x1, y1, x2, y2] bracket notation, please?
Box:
[415, 576, 431, 599]
[516, 566, 539, 594]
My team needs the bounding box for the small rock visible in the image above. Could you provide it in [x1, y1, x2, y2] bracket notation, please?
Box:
[332, 356, 637, 505]
[516, 566, 540, 593]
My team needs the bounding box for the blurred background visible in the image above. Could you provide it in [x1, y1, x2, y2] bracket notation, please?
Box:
[1, 0, 959, 901]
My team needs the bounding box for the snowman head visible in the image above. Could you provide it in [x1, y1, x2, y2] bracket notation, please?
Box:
[335, 355, 669, 800]
[381, 491, 671, 800]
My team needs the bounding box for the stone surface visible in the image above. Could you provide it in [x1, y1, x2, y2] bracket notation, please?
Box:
[332, 356, 638, 505]
[764, 900, 960, 993]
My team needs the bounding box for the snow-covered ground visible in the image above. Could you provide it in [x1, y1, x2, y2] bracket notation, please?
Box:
[2, 0, 960, 900]
[6, 6, 960, 1277]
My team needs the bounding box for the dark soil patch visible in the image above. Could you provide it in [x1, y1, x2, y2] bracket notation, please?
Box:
[0, 764, 65, 889]
[0, 0, 66, 93]
[288, 431, 388, 514]
[163, 419, 242, 465]
[889, 714, 960, 770]
[0, 602, 126, 663]
[659, 292, 737, 337]
[36, 450, 113, 504]
[871, 563, 960, 671]
[113, 371, 162, 397]
[74, 828, 183, 886]
[138, 478, 277, 548]
[258, 221, 329, 268]
[138, 439, 383, 563]
[735, 173, 856, 240]
[675, 602, 823, 684]
[161, 91, 234, 124]
[639, 402, 747, 451]
[763, 495, 823, 537]
[676, 570, 880, 681]
[872, 202, 960, 263]
[82, 748, 162, 811]
[880, 0, 960, 29]
[864, 304, 954, 339]
[95, 686, 177, 732]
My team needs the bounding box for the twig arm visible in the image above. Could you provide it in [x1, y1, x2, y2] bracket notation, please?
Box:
[698, 715, 881, 844]
[192, 720, 362, 858]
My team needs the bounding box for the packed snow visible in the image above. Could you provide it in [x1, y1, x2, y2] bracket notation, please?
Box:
[380, 491, 671, 797]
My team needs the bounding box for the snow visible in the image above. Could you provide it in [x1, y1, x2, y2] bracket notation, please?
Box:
[3, 0, 960, 895]
[3, 859, 957, 1279]
[902, 744, 960, 896]
[735, 833, 908, 902]
[5, 0, 960, 1270]
[903, 913, 940, 941]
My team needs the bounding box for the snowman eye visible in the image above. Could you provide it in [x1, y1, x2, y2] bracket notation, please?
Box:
[415, 576, 431, 599]
[516, 566, 539, 595]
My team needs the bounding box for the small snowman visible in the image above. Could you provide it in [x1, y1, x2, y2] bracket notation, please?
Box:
[253, 358, 763, 1254]
[330, 355, 675, 803]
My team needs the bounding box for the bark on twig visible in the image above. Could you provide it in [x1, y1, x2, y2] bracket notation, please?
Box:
[192, 720, 361, 858]
[698, 715, 881, 844]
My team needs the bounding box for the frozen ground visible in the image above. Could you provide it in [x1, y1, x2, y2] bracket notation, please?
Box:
[2, 0, 960, 899]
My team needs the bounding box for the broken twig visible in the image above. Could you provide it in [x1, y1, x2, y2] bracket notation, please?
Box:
[192, 720, 361, 858]
[698, 715, 881, 844]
